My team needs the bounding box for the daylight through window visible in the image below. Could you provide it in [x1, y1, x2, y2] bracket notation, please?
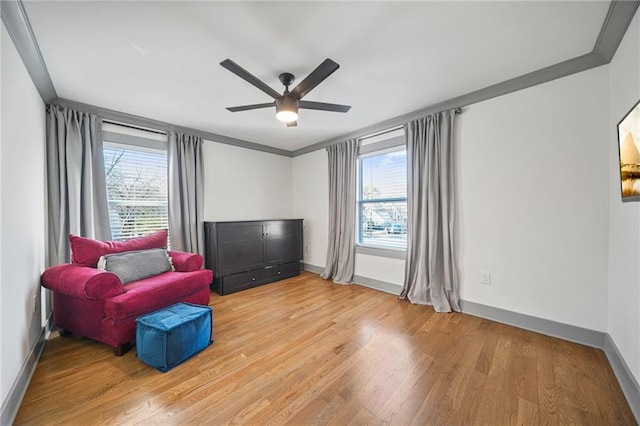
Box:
[103, 143, 168, 240]
[357, 147, 407, 250]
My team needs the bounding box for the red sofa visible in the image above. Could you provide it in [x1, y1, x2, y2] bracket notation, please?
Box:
[41, 230, 213, 355]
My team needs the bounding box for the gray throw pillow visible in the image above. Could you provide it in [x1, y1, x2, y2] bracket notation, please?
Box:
[97, 248, 174, 284]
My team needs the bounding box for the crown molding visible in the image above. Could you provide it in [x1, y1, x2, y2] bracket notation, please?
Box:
[293, 53, 604, 157]
[53, 98, 291, 157]
[593, 0, 640, 62]
[2, 0, 638, 158]
[0, 0, 56, 102]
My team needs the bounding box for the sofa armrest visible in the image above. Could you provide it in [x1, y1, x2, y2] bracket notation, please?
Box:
[41, 264, 124, 300]
[168, 250, 204, 272]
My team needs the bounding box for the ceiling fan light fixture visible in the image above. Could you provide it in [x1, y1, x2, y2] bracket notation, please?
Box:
[276, 97, 299, 123]
[276, 110, 298, 123]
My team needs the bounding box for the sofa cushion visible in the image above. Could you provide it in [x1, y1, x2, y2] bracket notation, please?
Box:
[104, 269, 213, 321]
[41, 264, 124, 300]
[69, 230, 168, 267]
[98, 248, 174, 284]
[168, 250, 203, 272]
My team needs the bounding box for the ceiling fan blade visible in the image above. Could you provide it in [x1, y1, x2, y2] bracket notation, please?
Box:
[286, 120, 298, 127]
[226, 102, 274, 112]
[299, 100, 351, 113]
[290, 59, 340, 100]
[220, 59, 281, 99]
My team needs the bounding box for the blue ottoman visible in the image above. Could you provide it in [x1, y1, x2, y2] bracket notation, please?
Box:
[136, 303, 213, 372]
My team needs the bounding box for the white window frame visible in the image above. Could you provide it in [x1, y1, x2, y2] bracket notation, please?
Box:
[356, 133, 407, 259]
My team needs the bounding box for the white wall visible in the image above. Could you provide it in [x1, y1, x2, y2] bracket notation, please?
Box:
[354, 254, 404, 286]
[293, 66, 611, 332]
[460, 66, 610, 331]
[608, 11, 640, 384]
[203, 141, 293, 222]
[0, 25, 46, 405]
[291, 149, 328, 267]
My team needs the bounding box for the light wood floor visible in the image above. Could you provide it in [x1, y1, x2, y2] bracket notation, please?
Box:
[15, 271, 635, 425]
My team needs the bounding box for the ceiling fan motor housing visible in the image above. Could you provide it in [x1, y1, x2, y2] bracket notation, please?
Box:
[276, 96, 299, 122]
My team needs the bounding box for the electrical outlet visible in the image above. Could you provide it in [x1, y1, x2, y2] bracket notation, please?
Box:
[304, 245, 309, 254]
[480, 271, 491, 285]
[32, 293, 38, 313]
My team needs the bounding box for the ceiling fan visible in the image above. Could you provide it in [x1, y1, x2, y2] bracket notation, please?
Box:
[220, 58, 351, 127]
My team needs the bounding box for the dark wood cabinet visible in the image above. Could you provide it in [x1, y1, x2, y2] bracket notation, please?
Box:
[204, 219, 303, 295]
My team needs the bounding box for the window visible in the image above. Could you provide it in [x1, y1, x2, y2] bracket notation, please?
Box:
[103, 143, 168, 240]
[357, 146, 407, 250]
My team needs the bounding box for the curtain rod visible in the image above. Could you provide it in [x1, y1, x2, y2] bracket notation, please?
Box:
[103, 119, 167, 136]
[360, 107, 463, 141]
[361, 125, 403, 141]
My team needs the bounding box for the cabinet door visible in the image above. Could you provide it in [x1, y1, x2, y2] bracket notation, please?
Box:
[217, 222, 264, 274]
[264, 220, 302, 264]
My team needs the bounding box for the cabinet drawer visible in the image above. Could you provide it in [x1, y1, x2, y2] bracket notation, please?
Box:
[217, 262, 300, 295]
[266, 261, 300, 280]
[221, 269, 268, 294]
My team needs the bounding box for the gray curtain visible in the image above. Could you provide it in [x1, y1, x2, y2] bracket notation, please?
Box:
[400, 110, 461, 312]
[168, 132, 204, 255]
[321, 138, 359, 284]
[46, 105, 111, 265]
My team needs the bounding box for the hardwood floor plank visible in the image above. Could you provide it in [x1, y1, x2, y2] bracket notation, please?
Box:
[377, 356, 440, 425]
[452, 370, 489, 424]
[14, 272, 636, 425]
[517, 397, 540, 425]
[535, 332, 561, 425]
[474, 331, 519, 425]
[474, 320, 499, 375]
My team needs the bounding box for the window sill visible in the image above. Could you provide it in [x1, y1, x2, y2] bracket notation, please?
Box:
[356, 245, 406, 259]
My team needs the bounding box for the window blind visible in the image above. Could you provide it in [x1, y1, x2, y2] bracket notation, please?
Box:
[103, 143, 168, 241]
[357, 148, 408, 250]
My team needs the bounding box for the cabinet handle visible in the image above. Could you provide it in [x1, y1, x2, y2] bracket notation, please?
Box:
[252, 277, 256, 281]
[277, 271, 281, 275]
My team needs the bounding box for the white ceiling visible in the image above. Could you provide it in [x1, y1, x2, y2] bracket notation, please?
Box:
[23, 1, 610, 152]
